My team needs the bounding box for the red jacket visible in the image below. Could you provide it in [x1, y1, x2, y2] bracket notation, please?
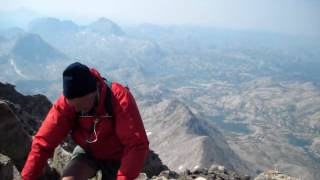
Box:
[21, 69, 149, 180]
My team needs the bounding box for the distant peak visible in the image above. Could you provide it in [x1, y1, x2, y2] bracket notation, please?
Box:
[0, 27, 25, 40]
[14, 33, 48, 49]
[96, 17, 114, 24]
[12, 33, 65, 62]
[29, 17, 79, 32]
[18, 33, 41, 42]
[30, 17, 76, 25]
[87, 17, 125, 36]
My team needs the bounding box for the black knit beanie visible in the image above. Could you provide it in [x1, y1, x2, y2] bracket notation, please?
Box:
[63, 62, 97, 99]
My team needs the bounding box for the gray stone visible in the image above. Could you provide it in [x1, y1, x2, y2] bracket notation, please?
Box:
[135, 173, 148, 180]
[0, 154, 13, 180]
[0, 101, 31, 171]
[194, 177, 207, 180]
[51, 145, 72, 175]
[254, 170, 300, 180]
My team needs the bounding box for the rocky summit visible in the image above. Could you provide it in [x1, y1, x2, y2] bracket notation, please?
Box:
[254, 170, 300, 180]
[136, 168, 301, 180]
[136, 165, 251, 180]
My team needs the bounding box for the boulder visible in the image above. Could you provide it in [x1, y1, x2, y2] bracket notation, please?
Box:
[254, 170, 300, 180]
[0, 154, 13, 180]
[0, 101, 31, 171]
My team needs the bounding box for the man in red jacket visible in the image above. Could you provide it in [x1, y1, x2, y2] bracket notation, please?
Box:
[21, 62, 149, 180]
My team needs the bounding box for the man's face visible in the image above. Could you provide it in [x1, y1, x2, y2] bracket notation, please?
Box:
[66, 91, 97, 113]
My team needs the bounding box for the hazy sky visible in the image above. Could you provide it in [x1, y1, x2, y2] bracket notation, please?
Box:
[1, 0, 320, 37]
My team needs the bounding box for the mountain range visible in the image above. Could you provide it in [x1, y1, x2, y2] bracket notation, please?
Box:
[0, 17, 319, 179]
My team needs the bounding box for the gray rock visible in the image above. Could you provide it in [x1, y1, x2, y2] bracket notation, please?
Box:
[158, 170, 179, 179]
[194, 177, 207, 180]
[0, 101, 31, 171]
[254, 170, 300, 180]
[0, 154, 13, 180]
[0, 82, 52, 135]
[136, 173, 149, 180]
[209, 164, 226, 174]
[151, 165, 252, 180]
[0, 100, 61, 179]
[51, 145, 72, 175]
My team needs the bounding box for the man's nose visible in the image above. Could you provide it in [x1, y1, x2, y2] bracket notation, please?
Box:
[77, 105, 91, 112]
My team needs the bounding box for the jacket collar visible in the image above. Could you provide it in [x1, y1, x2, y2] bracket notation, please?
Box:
[90, 68, 107, 116]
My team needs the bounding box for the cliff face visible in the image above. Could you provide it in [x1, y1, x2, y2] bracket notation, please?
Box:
[0, 101, 31, 171]
[0, 82, 52, 135]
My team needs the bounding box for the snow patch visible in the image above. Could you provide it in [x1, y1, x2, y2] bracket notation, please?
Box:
[178, 165, 184, 171]
[10, 58, 28, 79]
[146, 130, 152, 136]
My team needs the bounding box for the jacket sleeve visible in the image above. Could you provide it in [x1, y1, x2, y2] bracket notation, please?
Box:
[21, 96, 76, 180]
[114, 85, 149, 180]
